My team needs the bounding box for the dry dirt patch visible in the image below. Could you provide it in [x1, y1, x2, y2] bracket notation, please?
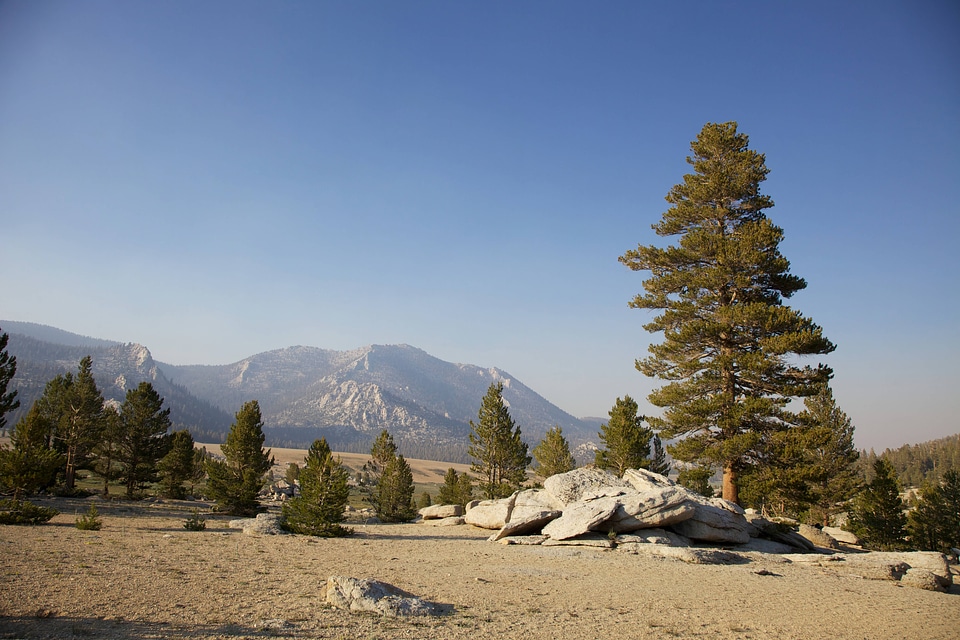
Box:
[1, 497, 958, 639]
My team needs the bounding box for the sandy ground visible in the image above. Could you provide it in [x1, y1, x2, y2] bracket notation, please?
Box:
[1, 497, 958, 640]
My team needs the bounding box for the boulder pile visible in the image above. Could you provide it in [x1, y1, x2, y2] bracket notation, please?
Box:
[422, 467, 954, 592]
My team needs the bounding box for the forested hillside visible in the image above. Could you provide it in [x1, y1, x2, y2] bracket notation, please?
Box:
[859, 433, 960, 486]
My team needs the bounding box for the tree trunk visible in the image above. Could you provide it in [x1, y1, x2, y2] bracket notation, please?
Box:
[722, 463, 739, 504]
[65, 445, 77, 490]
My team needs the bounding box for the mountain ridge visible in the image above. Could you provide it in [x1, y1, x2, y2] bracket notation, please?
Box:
[2, 322, 597, 460]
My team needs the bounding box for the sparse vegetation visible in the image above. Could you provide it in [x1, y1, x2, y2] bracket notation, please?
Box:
[0, 498, 59, 525]
[183, 508, 206, 531]
[75, 503, 102, 530]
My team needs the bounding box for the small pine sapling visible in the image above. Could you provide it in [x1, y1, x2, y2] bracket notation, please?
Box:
[183, 508, 207, 531]
[75, 503, 102, 531]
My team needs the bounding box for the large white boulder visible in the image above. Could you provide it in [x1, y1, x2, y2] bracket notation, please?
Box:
[670, 497, 751, 545]
[543, 468, 631, 505]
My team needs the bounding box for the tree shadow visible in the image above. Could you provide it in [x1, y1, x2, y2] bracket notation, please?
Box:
[0, 615, 300, 639]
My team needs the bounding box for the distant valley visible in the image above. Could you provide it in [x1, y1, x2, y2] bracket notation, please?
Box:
[1, 321, 601, 462]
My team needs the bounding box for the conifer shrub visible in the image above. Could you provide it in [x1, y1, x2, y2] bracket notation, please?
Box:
[75, 503, 102, 530]
[183, 508, 207, 531]
[0, 499, 59, 525]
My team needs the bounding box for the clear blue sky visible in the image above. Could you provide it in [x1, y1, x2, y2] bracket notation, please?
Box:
[1, 1, 957, 452]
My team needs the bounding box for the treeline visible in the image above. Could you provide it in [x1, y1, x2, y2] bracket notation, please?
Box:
[859, 434, 960, 487]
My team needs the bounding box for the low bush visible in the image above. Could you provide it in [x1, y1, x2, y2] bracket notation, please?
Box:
[0, 499, 60, 525]
[183, 509, 206, 531]
[75, 503, 102, 531]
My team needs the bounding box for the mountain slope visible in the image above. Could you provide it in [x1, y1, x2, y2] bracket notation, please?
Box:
[162, 344, 597, 453]
[2, 330, 233, 442]
[3, 322, 597, 460]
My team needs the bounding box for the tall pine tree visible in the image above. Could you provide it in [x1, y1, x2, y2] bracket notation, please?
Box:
[468, 382, 530, 499]
[116, 382, 172, 498]
[620, 122, 835, 503]
[0, 406, 62, 501]
[366, 429, 416, 522]
[908, 470, 960, 553]
[57, 357, 106, 490]
[206, 400, 273, 515]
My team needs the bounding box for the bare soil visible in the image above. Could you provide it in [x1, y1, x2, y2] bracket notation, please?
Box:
[1, 496, 958, 640]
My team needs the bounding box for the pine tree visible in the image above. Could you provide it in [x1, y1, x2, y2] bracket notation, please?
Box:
[284, 462, 300, 485]
[374, 454, 416, 522]
[468, 382, 531, 499]
[0, 327, 20, 432]
[116, 382, 172, 499]
[438, 468, 475, 506]
[189, 447, 208, 495]
[796, 386, 860, 524]
[595, 396, 654, 477]
[620, 122, 835, 504]
[281, 438, 351, 537]
[649, 434, 671, 476]
[55, 357, 106, 490]
[457, 470, 475, 505]
[370, 429, 398, 474]
[849, 459, 907, 551]
[366, 430, 416, 522]
[741, 385, 859, 522]
[205, 400, 273, 516]
[532, 426, 576, 479]
[158, 430, 196, 499]
[908, 470, 960, 553]
[0, 406, 62, 501]
[92, 406, 123, 496]
[677, 464, 715, 498]
[437, 468, 461, 505]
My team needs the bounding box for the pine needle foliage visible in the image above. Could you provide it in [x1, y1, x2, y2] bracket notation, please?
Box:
[281, 438, 351, 537]
[159, 430, 197, 499]
[437, 468, 474, 506]
[532, 426, 576, 479]
[117, 382, 172, 499]
[374, 454, 416, 523]
[908, 470, 960, 553]
[75, 503, 102, 531]
[620, 122, 835, 503]
[849, 459, 908, 551]
[0, 328, 20, 431]
[595, 396, 655, 477]
[0, 498, 59, 525]
[0, 406, 62, 500]
[469, 382, 531, 499]
[205, 400, 273, 516]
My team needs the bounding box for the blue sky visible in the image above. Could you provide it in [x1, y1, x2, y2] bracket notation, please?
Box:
[1, 1, 957, 452]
